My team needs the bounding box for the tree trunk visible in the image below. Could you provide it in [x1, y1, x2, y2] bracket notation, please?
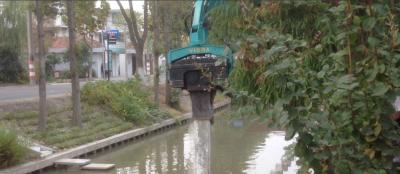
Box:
[151, 0, 160, 105]
[162, 26, 172, 106]
[135, 45, 144, 76]
[35, 0, 48, 131]
[67, 0, 82, 128]
[153, 54, 160, 104]
[115, 0, 148, 77]
[89, 35, 93, 81]
[165, 61, 172, 106]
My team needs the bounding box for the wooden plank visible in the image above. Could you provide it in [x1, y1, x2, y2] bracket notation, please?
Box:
[82, 163, 115, 170]
[54, 159, 90, 166]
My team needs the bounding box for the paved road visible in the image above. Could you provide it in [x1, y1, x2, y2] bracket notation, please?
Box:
[0, 83, 76, 102]
[0, 74, 164, 103]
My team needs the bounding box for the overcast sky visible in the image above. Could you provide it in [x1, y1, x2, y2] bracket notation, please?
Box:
[106, 0, 144, 12]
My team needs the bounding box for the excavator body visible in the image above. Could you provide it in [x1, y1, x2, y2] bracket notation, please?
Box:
[167, 0, 233, 120]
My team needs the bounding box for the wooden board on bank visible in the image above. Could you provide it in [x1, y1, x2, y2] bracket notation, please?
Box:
[82, 163, 115, 170]
[54, 158, 91, 166]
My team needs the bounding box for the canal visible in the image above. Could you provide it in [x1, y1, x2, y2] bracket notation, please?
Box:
[44, 112, 298, 174]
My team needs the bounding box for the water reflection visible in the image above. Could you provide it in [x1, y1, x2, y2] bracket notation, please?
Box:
[44, 113, 298, 174]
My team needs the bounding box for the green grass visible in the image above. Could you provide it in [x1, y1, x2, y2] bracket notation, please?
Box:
[0, 80, 174, 151]
[1, 104, 134, 150]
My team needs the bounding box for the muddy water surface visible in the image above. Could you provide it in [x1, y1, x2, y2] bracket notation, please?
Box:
[44, 112, 298, 174]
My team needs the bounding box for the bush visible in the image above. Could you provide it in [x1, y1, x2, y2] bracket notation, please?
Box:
[45, 54, 62, 81]
[81, 80, 170, 124]
[0, 126, 26, 169]
[170, 88, 181, 109]
[0, 47, 26, 83]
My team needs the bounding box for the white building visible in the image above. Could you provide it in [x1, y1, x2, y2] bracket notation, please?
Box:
[47, 9, 155, 80]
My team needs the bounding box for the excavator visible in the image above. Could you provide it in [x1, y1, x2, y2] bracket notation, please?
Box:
[167, 0, 234, 120]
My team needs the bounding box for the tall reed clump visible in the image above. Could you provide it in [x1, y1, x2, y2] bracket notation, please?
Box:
[0, 126, 26, 169]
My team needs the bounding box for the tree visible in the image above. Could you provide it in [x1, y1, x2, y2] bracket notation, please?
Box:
[155, 1, 191, 106]
[150, 0, 161, 104]
[116, 0, 148, 76]
[35, 0, 48, 131]
[69, 1, 109, 80]
[211, 1, 400, 172]
[0, 1, 28, 83]
[67, 0, 82, 128]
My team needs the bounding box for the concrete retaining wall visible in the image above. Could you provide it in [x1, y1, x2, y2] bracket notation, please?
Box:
[0, 100, 230, 174]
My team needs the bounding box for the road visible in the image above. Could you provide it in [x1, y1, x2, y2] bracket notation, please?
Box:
[0, 74, 163, 103]
[0, 83, 76, 102]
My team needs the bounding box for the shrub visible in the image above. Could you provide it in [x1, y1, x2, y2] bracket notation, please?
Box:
[45, 54, 62, 80]
[81, 80, 170, 124]
[0, 47, 26, 83]
[0, 126, 26, 169]
[170, 88, 181, 109]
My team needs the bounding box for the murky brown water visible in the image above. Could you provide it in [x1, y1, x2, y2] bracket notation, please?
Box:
[44, 112, 298, 174]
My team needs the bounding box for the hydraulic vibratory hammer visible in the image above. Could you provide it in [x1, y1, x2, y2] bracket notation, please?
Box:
[167, 0, 233, 120]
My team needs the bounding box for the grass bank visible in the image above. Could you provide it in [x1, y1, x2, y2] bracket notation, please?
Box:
[0, 80, 182, 168]
[1, 104, 134, 150]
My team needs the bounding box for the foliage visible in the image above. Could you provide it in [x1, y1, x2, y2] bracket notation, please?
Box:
[149, 0, 192, 53]
[208, 1, 243, 45]
[0, 125, 26, 169]
[61, 0, 110, 39]
[45, 54, 62, 80]
[212, 0, 400, 173]
[0, 1, 28, 83]
[0, 47, 26, 83]
[170, 88, 181, 109]
[62, 41, 91, 78]
[0, 1, 27, 55]
[81, 80, 170, 124]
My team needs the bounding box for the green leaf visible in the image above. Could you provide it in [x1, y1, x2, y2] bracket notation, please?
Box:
[363, 17, 376, 31]
[367, 37, 379, 47]
[285, 126, 296, 140]
[373, 122, 382, 137]
[372, 82, 388, 96]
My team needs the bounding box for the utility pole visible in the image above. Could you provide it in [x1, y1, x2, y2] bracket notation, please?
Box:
[102, 31, 111, 81]
[105, 30, 117, 81]
[101, 31, 106, 79]
[107, 36, 110, 81]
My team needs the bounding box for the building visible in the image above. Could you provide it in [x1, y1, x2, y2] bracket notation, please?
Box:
[47, 9, 156, 80]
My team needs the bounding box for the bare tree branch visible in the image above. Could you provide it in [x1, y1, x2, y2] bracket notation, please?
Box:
[116, 0, 137, 45]
[128, 0, 141, 43]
